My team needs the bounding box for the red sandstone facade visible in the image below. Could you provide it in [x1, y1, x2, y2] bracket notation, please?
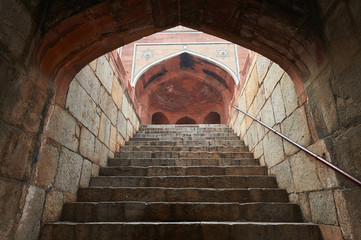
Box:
[110, 27, 253, 124]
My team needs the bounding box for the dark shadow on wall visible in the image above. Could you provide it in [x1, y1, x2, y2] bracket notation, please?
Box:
[203, 112, 221, 124]
[152, 112, 170, 124]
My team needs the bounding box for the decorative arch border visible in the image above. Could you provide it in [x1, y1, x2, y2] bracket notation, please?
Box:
[131, 47, 240, 87]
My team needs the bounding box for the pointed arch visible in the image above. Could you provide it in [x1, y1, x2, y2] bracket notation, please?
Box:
[131, 50, 239, 87]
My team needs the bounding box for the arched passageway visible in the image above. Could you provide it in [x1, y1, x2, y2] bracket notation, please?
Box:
[152, 112, 170, 124]
[203, 112, 221, 124]
[34, 0, 325, 105]
[135, 52, 235, 124]
[1, 1, 361, 240]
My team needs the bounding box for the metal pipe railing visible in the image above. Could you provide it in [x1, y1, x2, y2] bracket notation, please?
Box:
[231, 104, 361, 187]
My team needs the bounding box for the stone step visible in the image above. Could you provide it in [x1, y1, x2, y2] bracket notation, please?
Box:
[120, 145, 248, 152]
[41, 222, 323, 240]
[125, 140, 244, 146]
[89, 176, 278, 188]
[141, 124, 231, 129]
[60, 202, 303, 223]
[130, 136, 240, 141]
[115, 151, 253, 159]
[78, 187, 289, 203]
[99, 166, 267, 176]
[133, 133, 238, 138]
[138, 129, 234, 134]
[107, 158, 260, 167]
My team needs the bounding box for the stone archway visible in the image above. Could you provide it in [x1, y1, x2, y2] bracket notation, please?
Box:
[1, 1, 361, 239]
[134, 52, 236, 124]
[34, 0, 325, 107]
[152, 112, 170, 124]
[203, 112, 221, 124]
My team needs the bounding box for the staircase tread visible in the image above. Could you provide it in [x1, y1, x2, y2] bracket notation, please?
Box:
[92, 175, 273, 178]
[65, 201, 295, 205]
[48, 221, 319, 226]
[101, 166, 265, 169]
[80, 187, 284, 190]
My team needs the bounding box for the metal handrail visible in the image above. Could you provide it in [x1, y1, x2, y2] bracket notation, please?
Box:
[231, 104, 361, 187]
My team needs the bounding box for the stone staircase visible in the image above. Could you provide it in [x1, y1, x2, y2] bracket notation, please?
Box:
[41, 124, 323, 240]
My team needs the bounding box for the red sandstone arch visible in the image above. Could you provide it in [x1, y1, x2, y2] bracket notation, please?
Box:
[134, 52, 235, 124]
[152, 112, 170, 125]
[203, 112, 221, 124]
[33, 0, 326, 106]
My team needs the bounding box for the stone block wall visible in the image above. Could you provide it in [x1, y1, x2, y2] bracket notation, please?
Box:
[25, 54, 140, 239]
[229, 54, 344, 239]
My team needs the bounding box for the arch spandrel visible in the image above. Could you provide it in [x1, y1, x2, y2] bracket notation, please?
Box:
[34, 0, 325, 102]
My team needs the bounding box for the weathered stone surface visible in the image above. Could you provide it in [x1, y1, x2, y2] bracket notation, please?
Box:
[254, 85, 266, 115]
[261, 99, 275, 128]
[99, 87, 117, 125]
[298, 192, 312, 222]
[334, 188, 361, 240]
[280, 73, 298, 116]
[289, 151, 324, 192]
[127, 119, 134, 140]
[131, 110, 138, 129]
[15, 185, 45, 240]
[325, 1, 360, 74]
[270, 159, 294, 193]
[89, 59, 97, 71]
[0, 178, 22, 239]
[80, 159, 92, 187]
[245, 68, 258, 110]
[253, 141, 263, 159]
[66, 80, 100, 136]
[240, 118, 247, 138]
[116, 131, 125, 151]
[42, 190, 63, 222]
[307, 67, 338, 138]
[271, 83, 286, 123]
[256, 117, 265, 141]
[117, 111, 127, 139]
[79, 127, 96, 162]
[308, 140, 338, 188]
[109, 124, 117, 152]
[246, 122, 258, 150]
[92, 164, 100, 177]
[35, 144, 60, 188]
[97, 142, 109, 167]
[263, 63, 284, 98]
[349, 0, 361, 35]
[319, 224, 343, 240]
[281, 106, 311, 156]
[332, 56, 361, 127]
[54, 148, 83, 193]
[0, 0, 32, 56]
[96, 56, 114, 93]
[263, 130, 284, 168]
[309, 190, 338, 225]
[122, 96, 131, 120]
[111, 77, 123, 110]
[238, 93, 246, 112]
[0, 124, 33, 180]
[333, 124, 361, 187]
[46, 105, 79, 152]
[256, 55, 271, 84]
[98, 113, 111, 146]
[135, 118, 140, 131]
[75, 65, 101, 102]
